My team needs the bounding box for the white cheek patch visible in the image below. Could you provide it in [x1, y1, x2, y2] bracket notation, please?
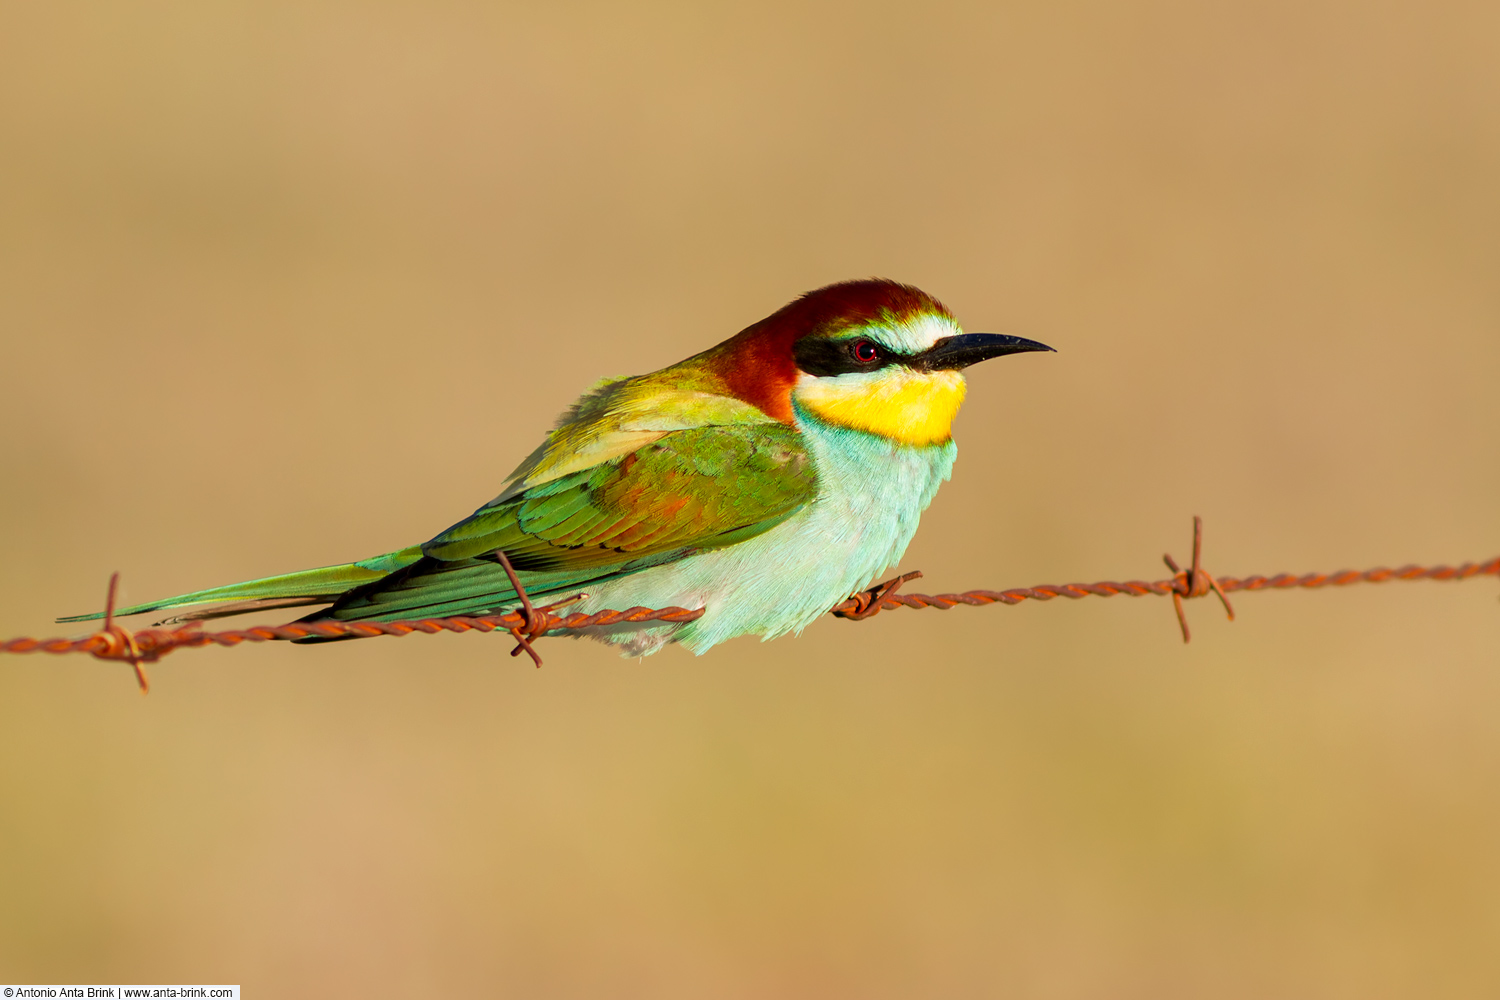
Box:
[793, 368, 883, 393]
[861, 313, 964, 355]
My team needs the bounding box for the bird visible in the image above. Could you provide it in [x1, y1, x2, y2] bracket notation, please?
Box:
[62, 279, 1052, 656]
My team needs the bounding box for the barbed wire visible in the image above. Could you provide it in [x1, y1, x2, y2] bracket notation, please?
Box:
[2, 518, 1495, 692]
[831, 519, 1500, 641]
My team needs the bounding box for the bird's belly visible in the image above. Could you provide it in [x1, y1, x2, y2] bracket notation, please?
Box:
[574, 429, 956, 655]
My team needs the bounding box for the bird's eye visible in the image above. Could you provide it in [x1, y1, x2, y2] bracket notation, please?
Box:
[852, 340, 880, 363]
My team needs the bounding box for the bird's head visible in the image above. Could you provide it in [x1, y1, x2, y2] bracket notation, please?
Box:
[696, 279, 1053, 446]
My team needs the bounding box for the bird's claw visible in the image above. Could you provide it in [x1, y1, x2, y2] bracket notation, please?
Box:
[834, 570, 924, 621]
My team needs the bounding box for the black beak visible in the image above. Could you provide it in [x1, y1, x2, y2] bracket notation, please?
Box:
[920, 333, 1055, 371]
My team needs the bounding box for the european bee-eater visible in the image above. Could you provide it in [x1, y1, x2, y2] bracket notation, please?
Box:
[64, 280, 1052, 655]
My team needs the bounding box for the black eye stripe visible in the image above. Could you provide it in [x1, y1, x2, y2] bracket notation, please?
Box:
[793, 337, 913, 377]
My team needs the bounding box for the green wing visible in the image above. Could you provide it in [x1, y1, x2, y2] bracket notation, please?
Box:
[305, 421, 815, 624]
[60, 375, 814, 627]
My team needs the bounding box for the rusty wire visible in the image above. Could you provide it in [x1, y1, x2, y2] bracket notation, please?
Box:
[835, 517, 1498, 642]
[2, 517, 1496, 692]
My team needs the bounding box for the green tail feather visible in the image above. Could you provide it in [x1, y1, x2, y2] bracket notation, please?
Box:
[57, 547, 424, 623]
[307, 559, 630, 624]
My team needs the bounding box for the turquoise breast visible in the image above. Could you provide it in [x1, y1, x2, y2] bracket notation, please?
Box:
[574, 404, 957, 655]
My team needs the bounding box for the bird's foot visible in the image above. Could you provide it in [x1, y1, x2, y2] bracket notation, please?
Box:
[833, 570, 924, 621]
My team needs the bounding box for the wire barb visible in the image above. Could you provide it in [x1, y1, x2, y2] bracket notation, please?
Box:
[493, 550, 547, 667]
[1161, 515, 1236, 643]
[101, 572, 151, 693]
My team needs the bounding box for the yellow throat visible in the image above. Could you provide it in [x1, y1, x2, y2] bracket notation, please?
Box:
[794, 368, 967, 446]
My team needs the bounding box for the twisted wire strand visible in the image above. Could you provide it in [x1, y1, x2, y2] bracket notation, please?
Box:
[826, 557, 1500, 616]
[2, 519, 1496, 690]
[0, 605, 706, 660]
[5, 558, 1494, 658]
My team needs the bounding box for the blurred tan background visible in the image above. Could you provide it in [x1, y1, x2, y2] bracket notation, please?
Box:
[1, 0, 1498, 996]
